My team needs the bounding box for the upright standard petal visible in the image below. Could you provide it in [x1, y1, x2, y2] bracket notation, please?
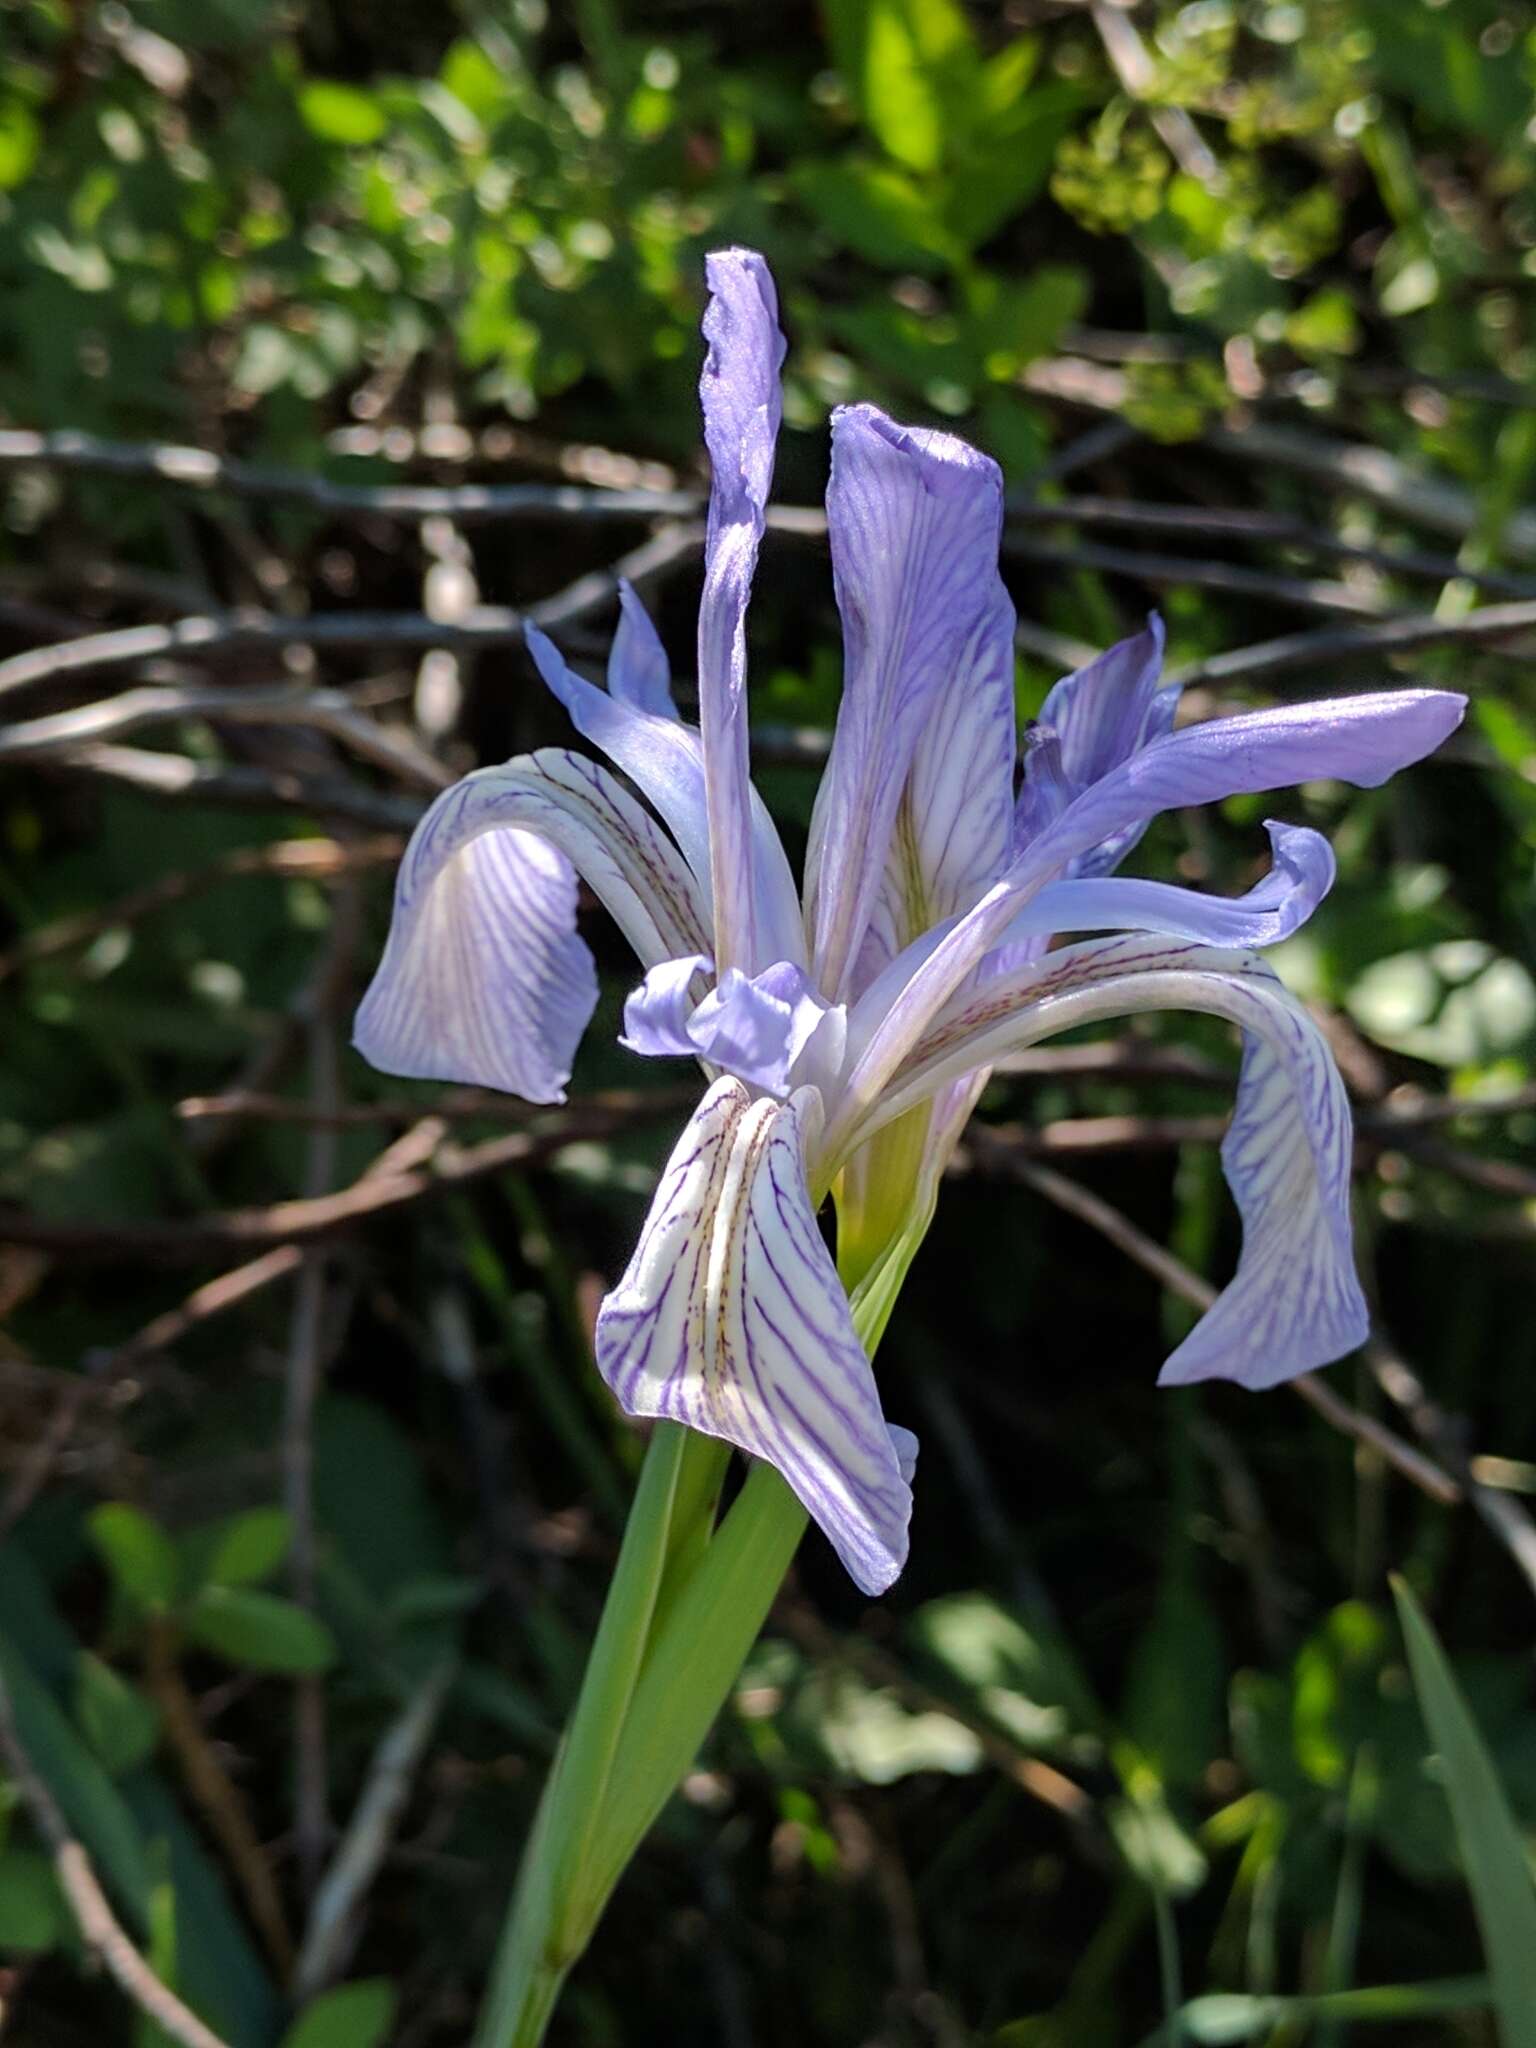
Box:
[526, 621, 806, 968]
[596, 1077, 915, 1594]
[354, 749, 708, 1102]
[830, 685, 1467, 1142]
[607, 580, 678, 719]
[805, 405, 1015, 1001]
[697, 248, 786, 976]
[1013, 615, 1179, 875]
[854, 934, 1366, 1390]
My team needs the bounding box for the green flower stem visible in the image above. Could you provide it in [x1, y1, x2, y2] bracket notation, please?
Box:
[473, 1419, 695, 2048]
[475, 1279, 896, 2048]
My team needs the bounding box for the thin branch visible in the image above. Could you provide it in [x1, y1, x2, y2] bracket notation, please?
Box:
[1203, 421, 1536, 563]
[0, 835, 402, 984]
[37, 744, 426, 831]
[1365, 1335, 1536, 1601]
[0, 1663, 234, 2048]
[0, 1101, 681, 1262]
[956, 1131, 1462, 1507]
[143, 1623, 296, 1978]
[0, 428, 702, 524]
[0, 681, 450, 789]
[293, 1659, 455, 2002]
[1003, 536, 1397, 618]
[1164, 598, 1536, 690]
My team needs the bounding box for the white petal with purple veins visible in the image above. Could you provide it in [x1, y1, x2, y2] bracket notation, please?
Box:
[526, 622, 805, 968]
[697, 249, 787, 976]
[847, 935, 1367, 1389]
[832, 686, 1467, 1137]
[596, 1078, 914, 1594]
[806, 405, 1014, 1000]
[354, 749, 708, 1102]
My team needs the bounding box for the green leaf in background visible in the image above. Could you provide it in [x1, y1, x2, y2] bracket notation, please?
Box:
[832, 0, 977, 173]
[1391, 1577, 1536, 2048]
[183, 1588, 336, 1675]
[197, 1509, 293, 1591]
[73, 1652, 160, 1778]
[0, 99, 39, 189]
[908, 1591, 1101, 1757]
[1131, 1976, 1493, 2046]
[297, 81, 388, 146]
[278, 1978, 398, 2048]
[86, 1505, 179, 1614]
[0, 1845, 67, 1951]
[792, 159, 956, 273]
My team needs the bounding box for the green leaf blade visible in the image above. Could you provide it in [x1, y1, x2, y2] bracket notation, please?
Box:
[1391, 1577, 1536, 2048]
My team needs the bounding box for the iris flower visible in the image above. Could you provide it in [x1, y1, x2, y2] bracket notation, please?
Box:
[355, 248, 1464, 1598]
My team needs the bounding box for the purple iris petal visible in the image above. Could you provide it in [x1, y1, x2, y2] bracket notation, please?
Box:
[608, 579, 677, 719]
[859, 934, 1367, 1390]
[354, 749, 708, 1102]
[806, 404, 1015, 1000]
[596, 1078, 914, 1595]
[1014, 616, 1178, 875]
[620, 953, 713, 1060]
[991, 820, 1335, 957]
[1017, 687, 1467, 899]
[833, 684, 1467, 1136]
[697, 249, 786, 976]
[623, 955, 843, 1099]
[526, 621, 806, 969]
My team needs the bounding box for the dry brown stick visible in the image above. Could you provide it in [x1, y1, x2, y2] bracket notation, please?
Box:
[142, 1623, 296, 1978]
[0, 835, 403, 984]
[284, 882, 360, 1900]
[0, 1100, 682, 1262]
[1366, 1335, 1536, 1601]
[0, 1664, 233, 2048]
[292, 1658, 455, 2001]
[42, 742, 427, 833]
[0, 1376, 96, 1539]
[0, 680, 451, 790]
[957, 1133, 1462, 1507]
[174, 1082, 700, 1129]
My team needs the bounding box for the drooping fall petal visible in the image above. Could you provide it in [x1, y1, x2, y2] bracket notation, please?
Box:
[596, 1077, 915, 1593]
[991, 820, 1335, 955]
[852, 933, 1366, 1390]
[354, 749, 708, 1102]
[832, 685, 1467, 1140]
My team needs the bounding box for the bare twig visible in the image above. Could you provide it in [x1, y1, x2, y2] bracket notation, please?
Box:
[1366, 1335, 1536, 1602]
[0, 835, 402, 984]
[955, 1132, 1462, 1506]
[40, 742, 426, 831]
[1164, 597, 1536, 690]
[0, 680, 451, 788]
[293, 1659, 455, 2001]
[142, 1623, 296, 1977]
[1003, 536, 1398, 618]
[0, 1663, 233, 2048]
[0, 428, 701, 523]
[0, 1101, 679, 1262]
[1203, 421, 1536, 563]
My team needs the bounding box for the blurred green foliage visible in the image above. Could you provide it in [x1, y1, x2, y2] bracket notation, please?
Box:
[2, 0, 1536, 2043]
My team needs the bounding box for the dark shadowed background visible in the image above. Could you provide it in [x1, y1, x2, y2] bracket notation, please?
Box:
[0, 1, 1534, 2042]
